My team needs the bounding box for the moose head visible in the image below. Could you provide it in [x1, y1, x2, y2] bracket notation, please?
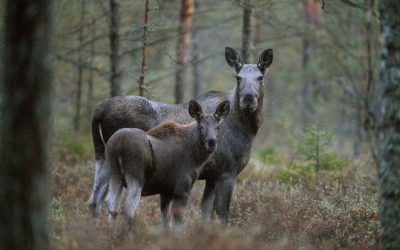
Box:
[189, 100, 230, 152]
[225, 47, 273, 112]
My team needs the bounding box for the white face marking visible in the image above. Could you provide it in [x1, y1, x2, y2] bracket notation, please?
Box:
[237, 64, 263, 78]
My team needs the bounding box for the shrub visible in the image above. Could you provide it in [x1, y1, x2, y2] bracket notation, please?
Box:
[274, 126, 350, 182]
[320, 152, 349, 171]
[257, 146, 282, 165]
[51, 198, 66, 223]
[275, 161, 314, 182]
[54, 132, 93, 163]
[296, 125, 333, 173]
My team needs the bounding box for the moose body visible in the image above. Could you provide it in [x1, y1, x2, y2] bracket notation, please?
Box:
[105, 101, 229, 228]
[88, 47, 273, 223]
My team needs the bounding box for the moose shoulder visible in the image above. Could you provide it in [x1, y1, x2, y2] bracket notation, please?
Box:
[88, 47, 273, 223]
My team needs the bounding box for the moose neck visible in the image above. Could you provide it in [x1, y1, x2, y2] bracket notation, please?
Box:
[231, 86, 264, 137]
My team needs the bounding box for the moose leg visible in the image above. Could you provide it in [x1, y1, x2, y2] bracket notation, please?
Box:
[122, 178, 142, 231]
[106, 174, 123, 223]
[214, 177, 235, 224]
[160, 195, 172, 229]
[201, 179, 216, 223]
[171, 194, 189, 226]
[87, 159, 110, 216]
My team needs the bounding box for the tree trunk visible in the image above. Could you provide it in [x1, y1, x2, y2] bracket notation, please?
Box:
[175, 0, 193, 104]
[110, 0, 121, 97]
[241, 1, 252, 63]
[302, 31, 313, 126]
[377, 1, 400, 248]
[253, 8, 261, 61]
[192, 32, 201, 98]
[74, 0, 86, 133]
[0, 0, 52, 249]
[301, 0, 320, 126]
[353, 104, 362, 156]
[192, 0, 201, 98]
[86, 17, 95, 120]
[363, 0, 377, 159]
[138, 0, 150, 97]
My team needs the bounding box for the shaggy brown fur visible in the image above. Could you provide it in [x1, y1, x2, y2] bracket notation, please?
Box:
[105, 100, 230, 229]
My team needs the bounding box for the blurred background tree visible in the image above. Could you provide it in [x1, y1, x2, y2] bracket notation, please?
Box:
[377, 0, 400, 248]
[0, 0, 52, 249]
[40, 0, 380, 161]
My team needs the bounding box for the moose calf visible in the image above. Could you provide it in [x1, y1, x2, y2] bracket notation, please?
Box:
[105, 100, 230, 229]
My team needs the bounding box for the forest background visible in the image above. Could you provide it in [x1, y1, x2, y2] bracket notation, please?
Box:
[1, 0, 391, 249]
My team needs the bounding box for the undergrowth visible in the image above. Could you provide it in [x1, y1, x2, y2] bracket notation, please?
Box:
[50, 151, 379, 249]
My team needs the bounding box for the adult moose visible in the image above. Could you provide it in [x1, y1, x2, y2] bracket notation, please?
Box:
[88, 47, 273, 223]
[106, 100, 229, 229]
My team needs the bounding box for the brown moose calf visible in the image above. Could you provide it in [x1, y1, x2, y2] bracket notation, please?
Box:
[105, 100, 230, 229]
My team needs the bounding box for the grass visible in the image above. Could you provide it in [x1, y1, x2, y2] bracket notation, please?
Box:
[50, 151, 380, 249]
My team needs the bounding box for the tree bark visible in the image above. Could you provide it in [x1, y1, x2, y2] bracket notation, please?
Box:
[175, 0, 193, 104]
[192, 0, 201, 98]
[377, 1, 400, 248]
[253, 8, 261, 61]
[0, 0, 52, 249]
[301, 0, 320, 126]
[138, 0, 150, 97]
[353, 104, 362, 156]
[74, 0, 86, 133]
[241, 1, 252, 63]
[110, 0, 121, 97]
[363, 0, 377, 159]
[87, 17, 95, 120]
[302, 0, 313, 126]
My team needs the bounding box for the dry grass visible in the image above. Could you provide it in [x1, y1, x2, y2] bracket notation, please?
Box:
[50, 157, 379, 250]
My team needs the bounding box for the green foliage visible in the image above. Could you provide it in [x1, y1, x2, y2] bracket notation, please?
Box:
[296, 125, 349, 172]
[297, 125, 332, 164]
[275, 161, 314, 182]
[320, 152, 349, 171]
[274, 126, 350, 182]
[55, 133, 93, 163]
[257, 146, 281, 165]
[51, 198, 66, 223]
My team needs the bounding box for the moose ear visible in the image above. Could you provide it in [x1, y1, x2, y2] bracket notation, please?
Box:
[257, 48, 273, 74]
[225, 47, 243, 73]
[214, 100, 230, 121]
[189, 100, 203, 120]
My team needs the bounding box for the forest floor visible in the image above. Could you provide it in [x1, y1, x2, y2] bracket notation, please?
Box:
[50, 144, 380, 250]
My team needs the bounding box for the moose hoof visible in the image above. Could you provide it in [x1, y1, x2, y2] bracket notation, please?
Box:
[88, 203, 101, 218]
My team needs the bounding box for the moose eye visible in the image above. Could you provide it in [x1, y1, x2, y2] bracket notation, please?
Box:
[257, 76, 264, 81]
[199, 125, 203, 129]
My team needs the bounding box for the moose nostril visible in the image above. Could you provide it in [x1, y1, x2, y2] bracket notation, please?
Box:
[243, 94, 254, 103]
[207, 139, 216, 148]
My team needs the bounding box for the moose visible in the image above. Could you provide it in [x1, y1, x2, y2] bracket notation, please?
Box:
[106, 100, 230, 229]
[88, 47, 273, 223]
